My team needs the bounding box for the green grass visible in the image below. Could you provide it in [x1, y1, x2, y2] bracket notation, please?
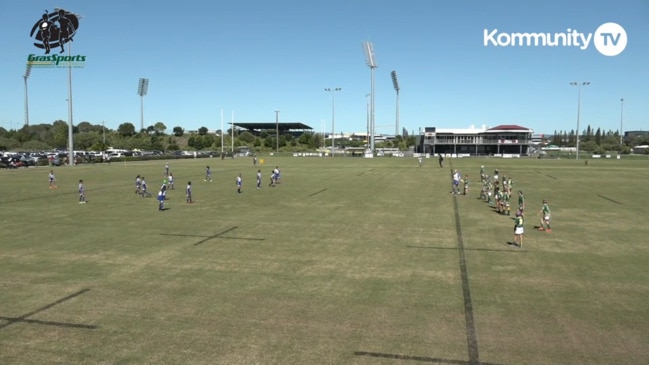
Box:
[1, 156, 648, 365]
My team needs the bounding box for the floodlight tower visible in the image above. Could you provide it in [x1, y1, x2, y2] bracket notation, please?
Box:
[137, 78, 149, 131]
[324, 88, 341, 157]
[23, 63, 32, 127]
[391, 70, 400, 136]
[619, 98, 624, 147]
[56, 8, 82, 167]
[569, 81, 590, 160]
[362, 41, 377, 153]
[275, 110, 280, 153]
[365, 93, 370, 147]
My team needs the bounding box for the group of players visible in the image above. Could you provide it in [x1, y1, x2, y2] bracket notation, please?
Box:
[478, 165, 552, 247]
[133, 162, 284, 211]
[48, 169, 87, 204]
[134, 163, 189, 211]
[48, 161, 283, 211]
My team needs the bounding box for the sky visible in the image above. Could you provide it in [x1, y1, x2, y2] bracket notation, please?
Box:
[1, 0, 648, 136]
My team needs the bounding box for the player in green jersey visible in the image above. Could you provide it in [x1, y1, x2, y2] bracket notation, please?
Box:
[513, 210, 524, 247]
[538, 199, 552, 232]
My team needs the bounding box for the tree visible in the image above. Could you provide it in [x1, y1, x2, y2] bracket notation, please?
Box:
[74, 132, 100, 150]
[198, 126, 208, 136]
[552, 130, 561, 146]
[203, 134, 215, 149]
[154, 122, 167, 135]
[583, 125, 592, 142]
[173, 126, 184, 137]
[239, 131, 255, 144]
[118, 122, 136, 137]
[193, 137, 205, 150]
[77, 121, 94, 133]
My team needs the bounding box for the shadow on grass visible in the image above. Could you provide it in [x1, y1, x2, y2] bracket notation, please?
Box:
[0, 288, 96, 331]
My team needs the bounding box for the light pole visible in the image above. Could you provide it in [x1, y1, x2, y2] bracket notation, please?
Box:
[221, 109, 224, 155]
[275, 110, 280, 153]
[324, 88, 341, 157]
[391, 71, 400, 136]
[366, 93, 370, 148]
[66, 34, 74, 166]
[620, 98, 624, 147]
[570, 81, 590, 160]
[53, 8, 82, 167]
[137, 78, 149, 132]
[362, 41, 377, 153]
[23, 63, 32, 127]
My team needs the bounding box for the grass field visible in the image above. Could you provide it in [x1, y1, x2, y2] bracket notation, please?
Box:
[1, 156, 648, 365]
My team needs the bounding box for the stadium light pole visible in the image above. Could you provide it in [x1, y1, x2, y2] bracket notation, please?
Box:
[137, 78, 149, 132]
[362, 41, 377, 153]
[570, 81, 590, 160]
[54, 8, 82, 167]
[324, 88, 341, 157]
[221, 109, 224, 155]
[275, 110, 280, 153]
[391, 71, 400, 136]
[366, 93, 370, 148]
[66, 33, 74, 166]
[620, 98, 624, 147]
[23, 63, 32, 127]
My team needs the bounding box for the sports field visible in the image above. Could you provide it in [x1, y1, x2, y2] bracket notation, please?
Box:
[1, 156, 648, 365]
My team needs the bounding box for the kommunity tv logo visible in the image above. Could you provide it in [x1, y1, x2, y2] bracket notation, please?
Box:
[483, 22, 628, 56]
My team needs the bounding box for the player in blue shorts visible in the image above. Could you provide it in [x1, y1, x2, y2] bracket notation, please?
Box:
[78, 179, 86, 204]
[158, 185, 167, 210]
[135, 175, 142, 194]
[236, 173, 242, 193]
[186, 181, 193, 203]
[205, 166, 212, 182]
[49, 170, 57, 189]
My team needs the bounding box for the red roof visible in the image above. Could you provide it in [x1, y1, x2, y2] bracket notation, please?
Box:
[487, 124, 530, 131]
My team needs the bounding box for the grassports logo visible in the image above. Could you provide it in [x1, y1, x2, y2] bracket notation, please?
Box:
[27, 8, 86, 68]
[483, 22, 627, 56]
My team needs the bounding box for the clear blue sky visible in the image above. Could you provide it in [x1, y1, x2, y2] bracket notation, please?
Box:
[2, 0, 647, 136]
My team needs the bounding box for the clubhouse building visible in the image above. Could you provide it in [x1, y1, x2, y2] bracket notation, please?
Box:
[419, 124, 534, 156]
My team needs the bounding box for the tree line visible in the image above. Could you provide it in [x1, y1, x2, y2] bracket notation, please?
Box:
[0, 121, 417, 153]
[549, 125, 649, 154]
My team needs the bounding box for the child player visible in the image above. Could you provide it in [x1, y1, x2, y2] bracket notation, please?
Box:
[236, 173, 243, 194]
[157, 185, 167, 211]
[205, 166, 212, 182]
[78, 179, 87, 204]
[502, 188, 511, 215]
[49, 170, 57, 189]
[186, 181, 193, 204]
[538, 199, 552, 232]
[168, 173, 175, 190]
[513, 210, 524, 248]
